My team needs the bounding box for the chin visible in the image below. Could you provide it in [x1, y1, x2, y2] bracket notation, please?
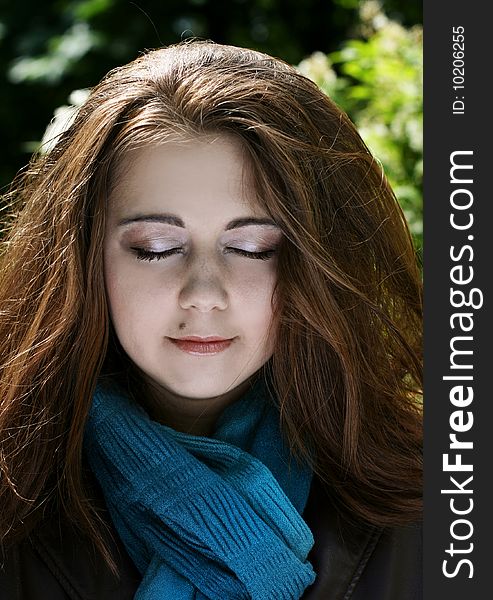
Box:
[167, 383, 240, 401]
[160, 372, 252, 401]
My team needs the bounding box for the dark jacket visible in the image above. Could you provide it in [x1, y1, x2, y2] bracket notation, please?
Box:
[0, 477, 422, 599]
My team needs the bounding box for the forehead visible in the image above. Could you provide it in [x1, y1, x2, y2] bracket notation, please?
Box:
[107, 135, 264, 224]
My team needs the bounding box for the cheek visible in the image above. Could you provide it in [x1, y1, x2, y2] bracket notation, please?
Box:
[104, 268, 140, 349]
[232, 267, 277, 345]
[103, 249, 174, 343]
[104, 250, 133, 320]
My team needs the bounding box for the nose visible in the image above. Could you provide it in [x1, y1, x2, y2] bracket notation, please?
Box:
[178, 262, 228, 312]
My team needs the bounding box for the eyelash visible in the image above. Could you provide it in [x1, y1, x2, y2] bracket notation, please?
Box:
[131, 247, 182, 262]
[130, 247, 276, 262]
[226, 248, 276, 261]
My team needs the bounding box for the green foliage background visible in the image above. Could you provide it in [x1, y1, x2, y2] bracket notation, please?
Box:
[1, 0, 422, 247]
[298, 2, 422, 250]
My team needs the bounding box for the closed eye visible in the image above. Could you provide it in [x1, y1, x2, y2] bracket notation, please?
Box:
[226, 248, 276, 260]
[131, 247, 183, 261]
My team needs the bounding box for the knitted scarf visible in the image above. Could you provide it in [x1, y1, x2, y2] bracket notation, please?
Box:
[84, 379, 316, 600]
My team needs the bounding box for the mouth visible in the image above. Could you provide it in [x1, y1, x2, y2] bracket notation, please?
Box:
[167, 336, 235, 356]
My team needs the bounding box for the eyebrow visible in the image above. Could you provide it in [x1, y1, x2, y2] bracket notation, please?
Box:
[117, 214, 278, 230]
[118, 215, 185, 227]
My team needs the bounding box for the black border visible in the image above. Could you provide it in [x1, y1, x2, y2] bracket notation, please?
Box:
[424, 1, 491, 596]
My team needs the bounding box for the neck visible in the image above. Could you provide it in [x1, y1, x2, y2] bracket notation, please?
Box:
[138, 376, 254, 436]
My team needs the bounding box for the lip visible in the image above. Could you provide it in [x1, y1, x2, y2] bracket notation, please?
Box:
[167, 336, 235, 355]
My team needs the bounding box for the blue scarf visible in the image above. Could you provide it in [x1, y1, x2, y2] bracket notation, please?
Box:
[84, 379, 316, 599]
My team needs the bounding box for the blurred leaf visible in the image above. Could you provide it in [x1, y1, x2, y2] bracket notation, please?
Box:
[8, 22, 100, 84]
[70, 0, 116, 21]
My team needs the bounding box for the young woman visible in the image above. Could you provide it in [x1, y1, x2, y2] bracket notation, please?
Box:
[0, 41, 422, 599]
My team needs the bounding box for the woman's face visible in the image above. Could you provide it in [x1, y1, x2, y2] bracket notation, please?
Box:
[103, 134, 281, 411]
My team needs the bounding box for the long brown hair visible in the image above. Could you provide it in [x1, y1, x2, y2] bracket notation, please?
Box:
[0, 41, 422, 561]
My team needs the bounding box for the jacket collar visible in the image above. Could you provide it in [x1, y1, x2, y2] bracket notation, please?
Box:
[302, 477, 382, 598]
